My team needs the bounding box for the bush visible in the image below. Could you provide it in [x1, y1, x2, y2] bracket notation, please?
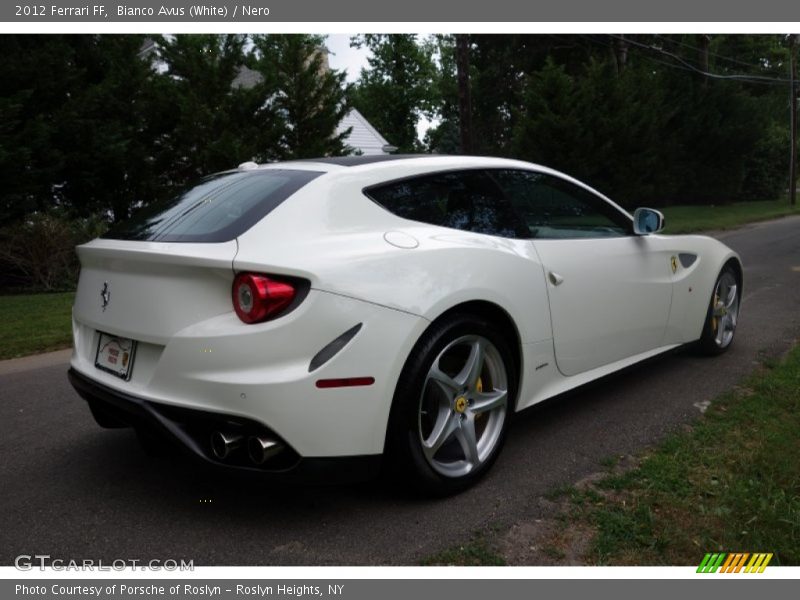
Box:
[0, 211, 107, 292]
[738, 125, 789, 201]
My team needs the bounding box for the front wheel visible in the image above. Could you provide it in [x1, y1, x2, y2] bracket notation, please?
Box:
[386, 313, 516, 495]
[698, 265, 741, 355]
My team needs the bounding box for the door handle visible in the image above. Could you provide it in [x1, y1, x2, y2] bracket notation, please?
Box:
[548, 271, 564, 286]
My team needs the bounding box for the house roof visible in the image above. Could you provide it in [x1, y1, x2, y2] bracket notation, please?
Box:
[336, 108, 392, 155]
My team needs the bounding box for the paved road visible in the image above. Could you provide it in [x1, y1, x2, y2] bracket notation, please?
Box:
[1, 217, 799, 566]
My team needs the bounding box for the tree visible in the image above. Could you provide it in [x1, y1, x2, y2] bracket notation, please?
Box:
[0, 35, 170, 223]
[251, 35, 351, 159]
[60, 35, 169, 221]
[423, 35, 461, 154]
[0, 35, 82, 224]
[350, 34, 438, 152]
[157, 34, 266, 187]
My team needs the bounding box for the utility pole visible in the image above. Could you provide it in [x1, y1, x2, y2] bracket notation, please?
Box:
[790, 34, 797, 206]
[614, 34, 628, 74]
[455, 34, 473, 155]
[699, 34, 711, 87]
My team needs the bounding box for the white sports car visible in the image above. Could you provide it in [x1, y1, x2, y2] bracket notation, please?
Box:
[68, 155, 742, 494]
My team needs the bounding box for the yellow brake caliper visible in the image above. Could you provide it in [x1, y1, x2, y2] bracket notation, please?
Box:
[712, 292, 719, 332]
[475, 377, 485, 421]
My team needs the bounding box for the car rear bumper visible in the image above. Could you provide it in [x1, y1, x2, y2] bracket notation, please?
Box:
[68, 368, 382, 483]
[71, 288, 429, 458]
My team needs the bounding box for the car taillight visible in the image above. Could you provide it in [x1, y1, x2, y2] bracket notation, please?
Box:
[232, 273, 296, 324]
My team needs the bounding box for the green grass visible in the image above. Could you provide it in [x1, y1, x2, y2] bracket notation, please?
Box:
[661, 199, 800, 234]
[573, 346, 800, 566]
[421, 536, 507, 566]
[0, 292, 74, 360]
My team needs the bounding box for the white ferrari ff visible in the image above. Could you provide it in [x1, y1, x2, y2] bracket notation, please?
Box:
[68, 155, 742, 494]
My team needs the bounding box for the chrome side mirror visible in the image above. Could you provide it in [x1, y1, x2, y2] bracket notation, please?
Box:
[632, 207, 665, 235]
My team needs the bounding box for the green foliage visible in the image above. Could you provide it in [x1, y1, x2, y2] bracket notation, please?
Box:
[251, 35, 351, 159]
[157, 35, 269, 188]
[0, 34, 355, 290]
[425, 34, 794, 209]
[350, 34, 439, 152]
[739, 124, 789, 201]
[0, 211, 106, 292]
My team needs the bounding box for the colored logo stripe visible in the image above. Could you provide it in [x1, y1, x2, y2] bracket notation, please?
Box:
[697, 552, 772, 573]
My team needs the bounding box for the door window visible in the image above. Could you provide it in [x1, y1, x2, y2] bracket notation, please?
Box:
[489, 170, 631, 239]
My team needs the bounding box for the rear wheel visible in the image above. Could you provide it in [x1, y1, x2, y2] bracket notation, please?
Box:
[698, 265, 740, 355]
[387, 313, 516, 495]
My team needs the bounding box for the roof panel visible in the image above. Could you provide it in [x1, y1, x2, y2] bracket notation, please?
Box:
[297, 154, 434, 167]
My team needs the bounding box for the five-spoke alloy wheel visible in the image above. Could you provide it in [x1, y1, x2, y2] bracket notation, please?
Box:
[699, 265, 741, 355]
[387, 313, 516, 495]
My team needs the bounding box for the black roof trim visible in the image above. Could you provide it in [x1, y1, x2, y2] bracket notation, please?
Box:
[296, 154, 438, 167]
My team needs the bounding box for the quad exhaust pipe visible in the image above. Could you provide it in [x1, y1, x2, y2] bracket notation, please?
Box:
[210, 430, 284, 465]
[210, 431, 243, 460]
[248, 435, 283, 465]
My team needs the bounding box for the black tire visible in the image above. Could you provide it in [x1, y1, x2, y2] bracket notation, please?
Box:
[386, 312, 517, 496]
[697, 264, 741, 356]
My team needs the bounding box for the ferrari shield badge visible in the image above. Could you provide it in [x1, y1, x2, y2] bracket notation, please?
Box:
[671, 256, 678, 274]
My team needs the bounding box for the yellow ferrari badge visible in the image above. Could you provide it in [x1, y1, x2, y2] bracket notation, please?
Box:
[671, 256, 678, 273]
[454, 396, 467, 413]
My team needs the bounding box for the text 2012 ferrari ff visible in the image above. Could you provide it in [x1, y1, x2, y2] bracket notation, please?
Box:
[68, 155, 742, 494]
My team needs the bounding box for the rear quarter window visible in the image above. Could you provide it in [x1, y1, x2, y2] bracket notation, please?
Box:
[104, 169, 322, 243]
[364, 170, 528, 238]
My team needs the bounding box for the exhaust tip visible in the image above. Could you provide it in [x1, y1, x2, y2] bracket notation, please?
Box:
[248, 436, 283, 465]
[210, 431, 243, 460]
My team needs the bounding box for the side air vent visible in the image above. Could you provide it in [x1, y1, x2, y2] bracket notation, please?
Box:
[679, 253, 698, 268]
[308, 324, 363, 372]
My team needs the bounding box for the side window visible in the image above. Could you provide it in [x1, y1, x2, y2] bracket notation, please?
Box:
[365, 170, 527, 238]
[490, 170, 631, 239]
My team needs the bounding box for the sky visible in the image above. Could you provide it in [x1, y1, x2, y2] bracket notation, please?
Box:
[325, 34, 370, 83]
[325, 34, 435, 143]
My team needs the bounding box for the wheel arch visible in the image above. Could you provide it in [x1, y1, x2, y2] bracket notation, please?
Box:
[723, 256, 744, 298]
[382, 298, 524, 453]
[426, 300, 524, 394]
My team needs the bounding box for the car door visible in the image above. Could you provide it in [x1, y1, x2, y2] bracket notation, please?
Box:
[491, 169, 674, 377]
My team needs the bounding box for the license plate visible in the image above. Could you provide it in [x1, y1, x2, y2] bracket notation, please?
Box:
[94, 332, 137, 380]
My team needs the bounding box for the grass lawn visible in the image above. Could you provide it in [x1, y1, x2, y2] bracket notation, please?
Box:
[661, 199, 800, 234]
[0, 292, 74, 360]
[572, 346, 800, 566]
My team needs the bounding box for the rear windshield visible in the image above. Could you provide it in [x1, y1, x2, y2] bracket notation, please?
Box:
[103, 169, 322, 242]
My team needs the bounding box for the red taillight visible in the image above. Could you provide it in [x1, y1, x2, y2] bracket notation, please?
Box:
[232, 273, 296, 324]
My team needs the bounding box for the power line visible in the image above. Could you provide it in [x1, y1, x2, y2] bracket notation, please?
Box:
[652, 34, 770, 70]
[608, 34, 794, 86]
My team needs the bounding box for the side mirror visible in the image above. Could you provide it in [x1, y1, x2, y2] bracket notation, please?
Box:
[632, 207, 665, 235]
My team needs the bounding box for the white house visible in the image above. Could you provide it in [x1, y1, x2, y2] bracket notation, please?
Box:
[336, 108, 392, 155]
